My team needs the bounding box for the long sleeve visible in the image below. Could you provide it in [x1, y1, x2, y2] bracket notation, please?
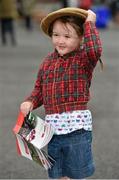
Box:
[83, 21, 102, 68]
[25, 65, 43, 110]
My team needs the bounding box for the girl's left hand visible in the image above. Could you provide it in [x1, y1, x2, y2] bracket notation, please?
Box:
[86, 10, 96, 24]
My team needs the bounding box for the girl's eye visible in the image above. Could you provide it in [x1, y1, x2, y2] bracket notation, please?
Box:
[53, 33, 59, 37]
[65, 35, 70, 38]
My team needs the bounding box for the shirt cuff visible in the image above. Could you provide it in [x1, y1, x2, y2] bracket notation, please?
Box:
[83, 21, 96, 30]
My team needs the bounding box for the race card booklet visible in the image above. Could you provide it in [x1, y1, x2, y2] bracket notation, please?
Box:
[13, 111, 55, 169]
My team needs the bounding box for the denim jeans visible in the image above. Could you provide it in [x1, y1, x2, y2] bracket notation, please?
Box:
[48, 129, 95, 179]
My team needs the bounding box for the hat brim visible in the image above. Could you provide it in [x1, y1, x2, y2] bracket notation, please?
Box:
[40, 7, 88, 36]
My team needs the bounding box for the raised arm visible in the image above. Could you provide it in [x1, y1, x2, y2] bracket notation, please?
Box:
[83, 10, 102, 67]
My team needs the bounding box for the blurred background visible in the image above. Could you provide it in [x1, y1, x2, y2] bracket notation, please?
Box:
[0, 0, 119, 179]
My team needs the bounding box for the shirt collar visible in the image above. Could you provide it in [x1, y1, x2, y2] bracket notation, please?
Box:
[54, 48, 80, 60]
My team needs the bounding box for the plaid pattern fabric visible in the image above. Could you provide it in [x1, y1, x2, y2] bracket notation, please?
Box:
[26, 21, 102, 114]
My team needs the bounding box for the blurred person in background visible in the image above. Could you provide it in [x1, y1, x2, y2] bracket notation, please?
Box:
[60, 0, 69, 8]
[16, 0, 38, 31]
[60, 0, 79, 8]
[78, 0, 93, 10]
[0, 0, 18, 46]
[16, 0, 24, 19]
[109, 0, 119, 25]
[68, 0, 78, 7]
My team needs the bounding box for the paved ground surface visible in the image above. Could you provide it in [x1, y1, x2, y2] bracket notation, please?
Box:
[0, 19, 119, 179]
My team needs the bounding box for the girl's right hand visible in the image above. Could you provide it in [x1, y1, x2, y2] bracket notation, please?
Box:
[20, 101, 33, 117]
[86, 10, 96, 24]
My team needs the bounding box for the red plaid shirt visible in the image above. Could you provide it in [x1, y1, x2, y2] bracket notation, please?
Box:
[26, 21, 102, 114]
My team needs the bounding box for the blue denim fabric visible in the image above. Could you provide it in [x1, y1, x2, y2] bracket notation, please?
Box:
[48, 129, 95, 179]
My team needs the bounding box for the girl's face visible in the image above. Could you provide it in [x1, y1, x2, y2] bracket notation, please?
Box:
[51, 20, 82, 56]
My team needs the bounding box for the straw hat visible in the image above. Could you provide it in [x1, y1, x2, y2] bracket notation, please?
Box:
[40, 7, 88, 36]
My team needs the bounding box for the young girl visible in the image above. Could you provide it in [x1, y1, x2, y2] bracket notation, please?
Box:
[20, 7, 102, 179]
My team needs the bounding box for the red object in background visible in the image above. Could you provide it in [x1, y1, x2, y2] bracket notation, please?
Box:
[78, 0, 93, 10]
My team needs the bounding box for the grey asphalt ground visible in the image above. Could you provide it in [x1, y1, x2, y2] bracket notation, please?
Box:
[0, 21, 119, 179]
